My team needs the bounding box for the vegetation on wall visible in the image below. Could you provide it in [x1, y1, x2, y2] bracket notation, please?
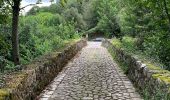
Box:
[114, 0, 170, 70]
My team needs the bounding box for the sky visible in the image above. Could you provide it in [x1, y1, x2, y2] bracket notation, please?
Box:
[21, 0, 56, 14]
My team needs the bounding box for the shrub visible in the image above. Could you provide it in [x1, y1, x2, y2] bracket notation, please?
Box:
[121, 36, 137, 51]
[111, 38, 122, 48]
[143, 34, 161, 62]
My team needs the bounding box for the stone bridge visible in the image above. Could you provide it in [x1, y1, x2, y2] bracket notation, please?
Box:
[38, 42, 142, 100]
[1, 39, 170, 100]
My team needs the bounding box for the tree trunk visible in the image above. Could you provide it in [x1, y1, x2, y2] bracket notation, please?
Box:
[12, 2, 20, 65]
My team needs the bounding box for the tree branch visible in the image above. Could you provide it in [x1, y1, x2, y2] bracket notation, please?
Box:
[20, 3, 42, 10]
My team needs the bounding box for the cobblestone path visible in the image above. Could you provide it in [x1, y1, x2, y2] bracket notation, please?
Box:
[39, 42, 143, 100]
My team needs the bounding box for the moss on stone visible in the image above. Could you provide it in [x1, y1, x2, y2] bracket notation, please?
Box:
[152, 73, 170, 84]
[0, 89, 10, 99]
[147, 63, 170, 74]
[146, 63, 162, 70]
[149, 62, 170, 84]
[6, 73, 28, 89]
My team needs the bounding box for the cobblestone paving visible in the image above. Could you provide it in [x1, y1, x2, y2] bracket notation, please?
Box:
[39, 42, 143, 100]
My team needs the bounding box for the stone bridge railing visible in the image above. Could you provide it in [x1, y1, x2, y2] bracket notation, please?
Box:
[102, 39, 170, 99]
[0, 39, 87, 100]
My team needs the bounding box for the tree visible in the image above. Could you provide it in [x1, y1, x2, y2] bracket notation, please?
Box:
[4, 0, 80, 65]
[5, 0, 68, 65]
[26, 6, 40, 15]
[11, 0, 21, 65]
[5, 0, 39, 65]
[7, 0, 34, 65]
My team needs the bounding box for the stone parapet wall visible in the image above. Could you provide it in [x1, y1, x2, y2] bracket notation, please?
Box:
[102, 39, 170, 99]
[0, 39, 87, 100]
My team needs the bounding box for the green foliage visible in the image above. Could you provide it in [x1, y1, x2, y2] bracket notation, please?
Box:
[18, 12, 80, 64]
[0, 0, 170, 73]
[111, 38, 122, 48]
[111, 36, 163, 69]
[0, 0, 11, 24]
[0, 1, 83, 72]
[62, 7, 86, 31]
[95, 0, 121, 37]
[121, 36, 137, 51]
[0, 25, 12, 72]
[143, 33, 162, 61]
[111, 36, 137, 52]
[81, 0, 121, 37]
[82, 0, 99, 30]
[107, 0, 170, 70]
[27, 4, 64, 16]
[141, 84, 170, 100]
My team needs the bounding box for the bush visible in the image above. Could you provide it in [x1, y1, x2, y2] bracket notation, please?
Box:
[143, 33, 162, 61]
[121, 36, 137, 51]
[111, 36, 137, 53]
[111, 38, 122, 48]
[18, 12, 81, 65]
[52, 36, 64, 50]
